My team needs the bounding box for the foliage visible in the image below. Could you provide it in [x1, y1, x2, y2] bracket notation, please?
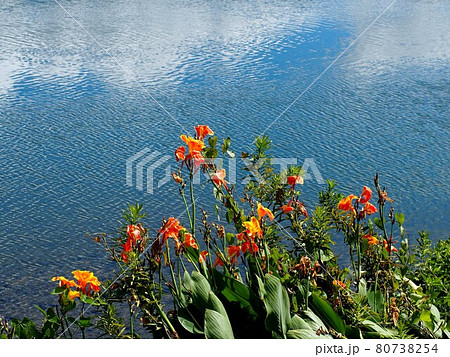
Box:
[1, 125, 448, 339]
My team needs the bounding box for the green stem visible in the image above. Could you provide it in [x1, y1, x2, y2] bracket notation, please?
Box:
[189, 172, 196, 236]
[180, 188, 193, 233]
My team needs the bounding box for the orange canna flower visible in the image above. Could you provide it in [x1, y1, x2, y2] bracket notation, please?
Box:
[199, 250, 209, 264]
[362, 234, 378, 245]
[362, 202, 377, 215]
[52, 276, 78, 289]
[359, 186, 372, 204]
[159, 217, 183, 244]
[121, 251, 129, 263]
[175, 146, 186, 162]
[211, 169, 227, 188]
[180, 135, 205, 154]
[72, 270, 101, 295]
[243, 216, 263, 239]
[333, 280, 346, 289]
[227, 245, 241, 258]
[195, 125, 214, 141]
[67, 290, 81, 300]
[257, 203, 274, 221]
[281, 203, 294, 214]
[241, 240, 258, 254]
[338, 194, 358, 212]
[183, 232, 198, 249]
[287, 175, 304, 187]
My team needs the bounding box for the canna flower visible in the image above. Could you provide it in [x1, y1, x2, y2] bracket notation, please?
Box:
[195, 125, 214, 141]
[72, 270, 101, 294]
[180, 135, 205, 154]
[67, 290, 81, 300]
[383, 239, 398, 254]
[127, 225, 141, 244]
[333, 280, 346, 289]
[241, 240, 258, 254]
[214, 256, 224, 268]
[281, 203, 294, 214]
[362, 202, 377, 216]
[359, 186, 372, 204]
[226, 245, 241, 265]
[159, 217, 184, 244]
[243, 216, 263, 239]
[211, 169, 227, 189]
[199, 250, 209, 264]
[175, 146, 186, 162]
[52, 276, 78, 289]
[287, 175, 304, 188]
[362, 234, 378, 245]
[257, 203, 274, 221]
[182, 232, 198, 249]
[338, 194, 358, 212]
[236, 232, 247, 242]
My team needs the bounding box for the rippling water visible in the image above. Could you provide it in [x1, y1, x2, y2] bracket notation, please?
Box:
[0, 0, 449, 319]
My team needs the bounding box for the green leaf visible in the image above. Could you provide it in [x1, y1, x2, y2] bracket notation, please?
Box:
[76, 317, 92, 328]
[183, 271, 211, 310]
[177, 307, 204, 334]
[204, 309, 234, 339]
[310, 293, 345, 335]
[374, 217, 385, 230]
[361, 320, 394, 338]
[262, 274, 291, 338]
[289, 314, 313, 331]
[367, 289, 384, 313]
[225, 233, 235, 245]
[212, 269, 262, 319]
[395, 212, 405, 226]
[420, 310, 431, 322]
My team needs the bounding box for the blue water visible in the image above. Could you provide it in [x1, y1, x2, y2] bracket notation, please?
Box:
[0, 0, 449, 318]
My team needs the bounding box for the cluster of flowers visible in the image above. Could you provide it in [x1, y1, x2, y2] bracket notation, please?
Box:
[215, 203, 274, 267]
[158, 217, 202, 255]
[338, 186, 397, 253]
[121, 224, 146, 263]
[175, 125, 214, 171]
[52, 270, 101, 300]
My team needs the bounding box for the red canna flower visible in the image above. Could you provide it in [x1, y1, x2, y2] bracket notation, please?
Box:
[159, 217, 183, 244]
[226, 245, 241, 265]
[194, 125, 214, 141]
[257, 203, 274, 221]
[127, 225, 141, 244]
[281, 203, 294, 214]
[214, 256, 224, 268]
[121, 251, 129, 263]
[236, 232, 247, 242]
[199, 250, 209, 264]
[241, 240, 258, 254]
[183, 232, 198, 249]
[211, 169, 228, 189]
[287, 175, 304, 188]
[383, 239, 398, 254]
[359, 186, 372, 204]
[175, 146, 186, 162]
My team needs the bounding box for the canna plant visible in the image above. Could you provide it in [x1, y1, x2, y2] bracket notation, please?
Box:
[1, 125, 448, 339]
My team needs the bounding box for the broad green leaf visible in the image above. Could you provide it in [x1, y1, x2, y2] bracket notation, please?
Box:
[177, 307, 204, 334]
[310, 293, 345, 335]
[367, 289, 384, 313]
[300, 310, 328, 333]
[395, 212, 405, 226]
[289, 314, 313, 331]
[204, 309, 234, 339]
[212, 269, 261, 319]
[183, 271, 211, 310]
[361, 320, 394, 338]
[263, 274, 291, 338]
